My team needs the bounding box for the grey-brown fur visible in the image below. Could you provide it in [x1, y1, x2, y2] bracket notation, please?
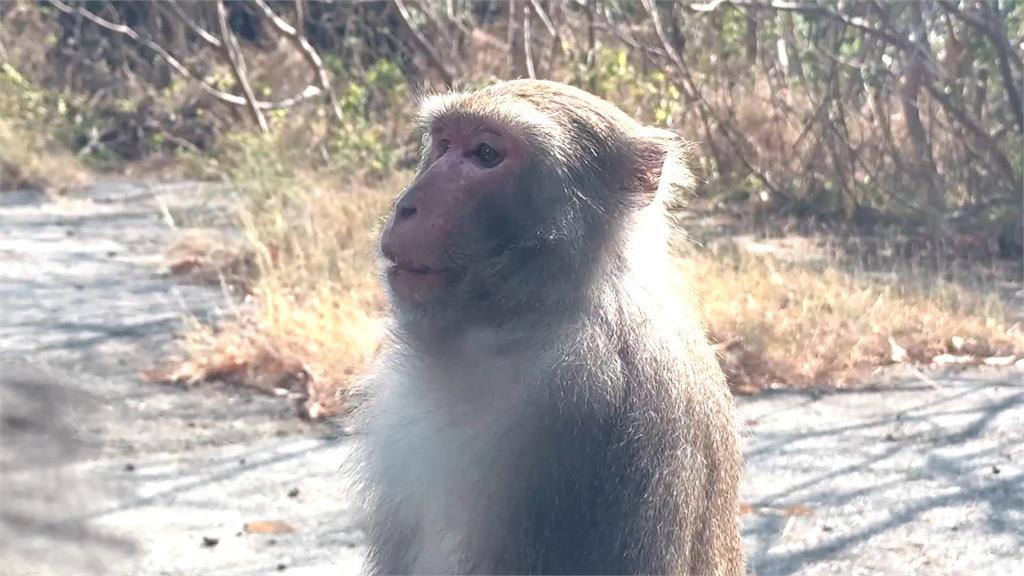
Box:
[353, 80, 745, 575]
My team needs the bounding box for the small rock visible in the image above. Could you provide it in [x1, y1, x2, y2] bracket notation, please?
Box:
[124, 463, 135, 472]
[822, 525, 833, 533]
[201, 536, 219, 548]
[287, 487, 300, 498]
[276, 563, 287, 571]
[888, 337, 908, 363]
[239, 458, 247, 465]
[992, 465, 1001, 475]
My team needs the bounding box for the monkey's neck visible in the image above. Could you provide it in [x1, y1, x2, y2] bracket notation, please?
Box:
[402, 271, 662, 362]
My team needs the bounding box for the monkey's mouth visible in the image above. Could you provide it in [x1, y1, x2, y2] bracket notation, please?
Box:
[390, 261, 446, 275]
[386, 260, 451, 303]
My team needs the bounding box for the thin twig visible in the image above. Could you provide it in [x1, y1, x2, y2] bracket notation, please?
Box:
[393, 0, 453, 87]
[527, 0, 556, 37]
[215, 0, 268, 133]
[167, 0, 221, 48]
[523, 2, 535, 79]
[251, 0, 344, 124]
[46, 0, 320, 112]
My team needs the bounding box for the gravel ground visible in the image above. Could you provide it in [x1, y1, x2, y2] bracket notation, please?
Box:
[1, 182, 1021, 575]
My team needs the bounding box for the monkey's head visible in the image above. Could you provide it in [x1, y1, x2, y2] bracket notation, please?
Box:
[380, 79, 691, 334]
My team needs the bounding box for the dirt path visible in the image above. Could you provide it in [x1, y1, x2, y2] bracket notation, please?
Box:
[740, 370, 1023, 575]
[1, 182, 1021, 575]
[0, 182, 362, 575]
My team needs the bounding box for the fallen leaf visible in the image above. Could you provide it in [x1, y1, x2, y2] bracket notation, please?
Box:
[776, 504, 814, 517]
[168, 255, 203, 275]
[139, 365, 178, 383]
[740, 504, 814, 517]
[244, 520, 296, 534]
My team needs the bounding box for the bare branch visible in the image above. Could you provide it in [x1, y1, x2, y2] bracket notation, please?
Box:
[167, 0, 221, 48]
[250, 0, 344, 125]
[523, 2, 535, 79]
[979, 1, 1023, 133]
[641, 0, 686, 76]
[527, 0, 556, 38]
[684, 0, 910, 49]
[938, 1, 1022, 70]
[393, 0, 453, 88]
[686, 0, 729, 13]
[215, 0, 268, 133]
[585, 0, 596, 85]
[641, 0, 780, 196]
[507, 0, 518, 77]
[45, 0, 320, 112]
[542, 0, 565, 77]
[925, 81, 1018, 188]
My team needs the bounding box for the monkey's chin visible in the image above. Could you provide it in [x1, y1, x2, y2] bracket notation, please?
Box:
[386, 266, 448, 304]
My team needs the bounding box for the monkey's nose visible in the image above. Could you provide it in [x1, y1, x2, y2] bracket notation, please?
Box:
[396, 201, 417, 220]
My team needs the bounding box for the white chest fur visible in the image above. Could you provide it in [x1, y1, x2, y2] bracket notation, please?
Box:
[363, 350, 535, 573]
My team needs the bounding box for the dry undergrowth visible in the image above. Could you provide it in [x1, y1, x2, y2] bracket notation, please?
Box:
[156, 174, 1024, 419]
[152, 173, 395, 419]
[0, 119, 90, 193]
[680, 241, 1023, 393]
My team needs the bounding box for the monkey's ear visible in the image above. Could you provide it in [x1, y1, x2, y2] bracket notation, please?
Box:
[627, 136, 671, 205]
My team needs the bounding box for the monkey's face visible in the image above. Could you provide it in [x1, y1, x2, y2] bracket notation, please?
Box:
[380, 115, 536, 311]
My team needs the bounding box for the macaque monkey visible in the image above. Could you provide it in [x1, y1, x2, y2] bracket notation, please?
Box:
[354, 79, 744, 575]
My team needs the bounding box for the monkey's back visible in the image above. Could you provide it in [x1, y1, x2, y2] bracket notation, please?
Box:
[486, 310, 744, 576]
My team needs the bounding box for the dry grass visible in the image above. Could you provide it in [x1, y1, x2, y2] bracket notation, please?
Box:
[0, 118, 90, 192]
[682, 240, 1023, 393]
[159, 171, 1024, 418]
[154, 172, 397, 418]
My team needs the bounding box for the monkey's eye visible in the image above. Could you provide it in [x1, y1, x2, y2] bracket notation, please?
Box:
[439, 139, 451, 153]
[474, 143, 501, 167]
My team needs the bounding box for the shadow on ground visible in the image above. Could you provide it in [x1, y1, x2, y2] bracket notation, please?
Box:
[739, 370, 1023, 575]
